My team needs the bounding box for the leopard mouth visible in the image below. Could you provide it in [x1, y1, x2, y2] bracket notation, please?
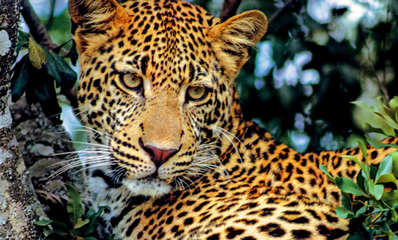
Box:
[137, 173, 162, 183]
[123, 174, 172, 197]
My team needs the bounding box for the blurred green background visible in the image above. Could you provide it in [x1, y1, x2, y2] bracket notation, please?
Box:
[24, 0, 398, 152]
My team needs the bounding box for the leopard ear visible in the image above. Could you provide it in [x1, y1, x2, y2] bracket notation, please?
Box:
[209, 10, 267, 77]
[68, 0, 129, 53]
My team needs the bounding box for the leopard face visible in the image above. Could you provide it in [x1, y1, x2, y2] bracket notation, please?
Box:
[69, 0, 267, 197]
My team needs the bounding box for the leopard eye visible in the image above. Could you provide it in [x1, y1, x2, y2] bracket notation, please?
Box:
[187, 86, 208, 101]
[119, 73, 142, 90]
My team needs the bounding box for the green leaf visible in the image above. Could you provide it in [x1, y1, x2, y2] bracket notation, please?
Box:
[379, 221, 396, 239]
[376, 174, 398, 188]
[357, 139, 368, 164]
[355, 206, 367, 218]
[390, 96, 398, 110]
[375, 154, 394, 183]
[84, 206, 109, 235]
[381, 190, 398, 208]
[34, 219, 53, 226]
[357, 170, 367, 192]
[363, 123, 388, 135]
[66, 184, 83, 227]
[383, 115, 398, 132]
[10, 54, 31, 102]
[28, 37, 48, 69]
[75, 218, 90, 229]
[49, 220, 69, 232]
[389, 207, 398, 222]
[392, 152, 398, 179]
[16, 30, 30, 55]
[379, 97, 398, 128]
[320, 165, 335, 183]
[44, 50, 62, 86]
[30, 73, 52, 103]
[84, 237, 98, 240]
[23, 70, 63, 125]
[85, 209, 96, 220]
[43, 48, 77, 89]
[341, 155, 368, 178]
[353, 100, 394, 128]
[341, 192, 352, 210]
[366, 136, 398, 149]
[395, 112, 398, 127]
[335, 177, 367, 196]
[368, 180, 384, 200]
[352, 101, 375, 113]
[369, 166, 378, 180]
[336, 206, 354, 218]
[346, 229, 373, 240]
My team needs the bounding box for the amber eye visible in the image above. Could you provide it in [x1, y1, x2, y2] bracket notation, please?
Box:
[187, 86, 208, 101]
[119, 73, 142, 90]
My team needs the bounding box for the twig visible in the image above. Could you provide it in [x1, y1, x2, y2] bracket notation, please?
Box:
[381, 0, 390, 103]
[360, 2, 390, 104]
[20, 0, 57, 50]
[219, 0, 241, 19]
[268, 0, 293, 25]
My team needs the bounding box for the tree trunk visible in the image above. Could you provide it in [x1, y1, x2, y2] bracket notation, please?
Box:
[0, 0, 48, 238]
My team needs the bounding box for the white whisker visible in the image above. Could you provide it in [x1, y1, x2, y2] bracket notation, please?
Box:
[215, 127, 247, 170]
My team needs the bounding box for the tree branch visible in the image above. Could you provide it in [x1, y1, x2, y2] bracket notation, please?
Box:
[21, 0, 57, 50]
[268, 0, 293, 25]
[220, 0, 241, 19]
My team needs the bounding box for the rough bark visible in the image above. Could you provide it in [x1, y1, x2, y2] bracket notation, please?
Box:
[10, 96, 83, 223]
[0, 0, 50, 239]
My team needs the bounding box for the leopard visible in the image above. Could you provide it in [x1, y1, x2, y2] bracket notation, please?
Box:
[67, 0, 398, 239]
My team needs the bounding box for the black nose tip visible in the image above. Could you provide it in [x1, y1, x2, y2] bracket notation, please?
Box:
[139, 139, 179, 168]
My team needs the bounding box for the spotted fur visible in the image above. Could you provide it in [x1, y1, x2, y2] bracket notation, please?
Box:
[68, 0, 397, 239]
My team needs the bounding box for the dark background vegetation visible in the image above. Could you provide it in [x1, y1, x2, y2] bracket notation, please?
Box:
[22, 0, 398, 152]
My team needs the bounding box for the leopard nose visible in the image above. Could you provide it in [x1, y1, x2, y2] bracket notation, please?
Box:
[142, 143, 179, 168]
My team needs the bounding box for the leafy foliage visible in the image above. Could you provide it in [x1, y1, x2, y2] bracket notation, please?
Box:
[321, 98, 398, 239]
[354, 96, 398, 138]
[11, 32, 77, 124]
[232, 0, 398, 151]
[35, 184, 113, 240]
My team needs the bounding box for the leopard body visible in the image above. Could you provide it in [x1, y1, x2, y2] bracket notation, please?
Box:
[68, 0, 397, 239]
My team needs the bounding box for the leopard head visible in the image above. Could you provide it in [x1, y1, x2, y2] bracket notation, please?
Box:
[68, 0, 267, 197]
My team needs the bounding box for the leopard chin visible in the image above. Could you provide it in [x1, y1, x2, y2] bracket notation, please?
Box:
[122, 177, 172, 197]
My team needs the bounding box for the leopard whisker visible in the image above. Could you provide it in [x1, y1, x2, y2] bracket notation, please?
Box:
[188, 145, 232, 183]
[50, 148, 111, 158]
[73, 107, 90, 122]
[47, 156, 116, 180]
[110, 165, 127, 186]
[180, 175, 194, 189]
[174, 178, 183, 190]
[216, 127, 255, 163]
[215, 127, 246, 170]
